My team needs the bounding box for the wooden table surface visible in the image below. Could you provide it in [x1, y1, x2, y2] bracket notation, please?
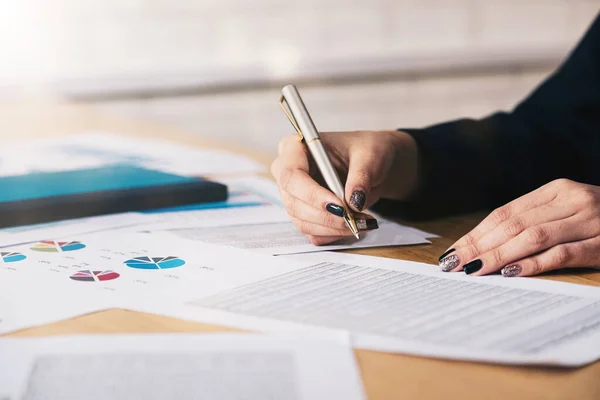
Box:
[2, 101, 600, 400]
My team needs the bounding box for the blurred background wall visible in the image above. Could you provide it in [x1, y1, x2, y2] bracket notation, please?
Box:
[1, 0, 598, 154]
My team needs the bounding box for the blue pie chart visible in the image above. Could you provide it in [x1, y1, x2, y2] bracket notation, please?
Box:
[124, 256, 185, 270]
[0, 252, 26, 263]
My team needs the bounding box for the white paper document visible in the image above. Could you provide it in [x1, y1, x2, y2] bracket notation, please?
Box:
[0, 334, 365, 400]
[0, 230, 314, 334]
[0, 132, 265, 177]
[163, 252, 600, 366]
[167, 219, 430, 255]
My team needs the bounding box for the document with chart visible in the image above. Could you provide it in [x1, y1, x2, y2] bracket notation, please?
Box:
[148, 252, 600, 367]
[0, 231, 313, 334]
[0, 334, 364, 400]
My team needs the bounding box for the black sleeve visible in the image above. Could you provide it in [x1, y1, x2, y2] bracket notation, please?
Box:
[375, 13, 600, 220]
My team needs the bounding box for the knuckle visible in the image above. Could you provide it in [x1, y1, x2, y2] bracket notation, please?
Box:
[552, 178, 573, 189]
[525, 226, 550, 246]
[463, 233, 477, 246]
[529, 257, 545, 276]
[307, 188, 319, 207]
[490, 206, 511, 225]
[297, 219, 312, 235]
[503, 217, 525, 238]
[576, 187, 598, 208]
[279, 167, 296, 192]
[551, 245, 571, 266]
[490, 249, 505, 266]
[322, 212, 338, 229]
[284, 196, 300, 218]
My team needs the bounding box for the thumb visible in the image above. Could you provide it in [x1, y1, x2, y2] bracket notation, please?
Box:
[345, 151, 384, 212]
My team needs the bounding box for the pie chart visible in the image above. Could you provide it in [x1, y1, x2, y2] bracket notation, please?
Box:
[70, 270, 120, 282]
[124, 256, 185, 270]
[31, 241, 86, 253]
[0, 252, 26, 263]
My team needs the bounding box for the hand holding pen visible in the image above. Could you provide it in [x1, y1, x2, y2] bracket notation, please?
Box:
[272, 84, 420, 245]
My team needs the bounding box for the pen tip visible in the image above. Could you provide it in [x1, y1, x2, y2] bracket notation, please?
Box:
[354, 233, 360, 239]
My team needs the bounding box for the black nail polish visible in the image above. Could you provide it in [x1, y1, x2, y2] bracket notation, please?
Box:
[325, 203, 344, 217]
[366, 219, 378, 230]
[463, 259, 483, 275]
[349, 190, 366, 211]
[438, 248, 456, 262]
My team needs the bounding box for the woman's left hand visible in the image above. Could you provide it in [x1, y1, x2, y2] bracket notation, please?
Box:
[438, 179, 600, 277]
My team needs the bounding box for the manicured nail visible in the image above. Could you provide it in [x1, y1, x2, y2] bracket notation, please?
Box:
[501, 264, 522, 277]
[464, 259, 483, 275]
[349, 189, 366, 211]
[325, 203, 345, 217]
[438, 248, 456, 262]
[439, 254, 460, 272]
[357, 218, 378, 231]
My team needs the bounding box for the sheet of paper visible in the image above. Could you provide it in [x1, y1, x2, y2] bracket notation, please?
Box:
[0, 132, 265, 177]
[159, 252, 600, 366]
[0, 230, 325, 335]
[165, 219, 430, 255]
[0, 213, 152, 248]
[0, 334, 364, 400]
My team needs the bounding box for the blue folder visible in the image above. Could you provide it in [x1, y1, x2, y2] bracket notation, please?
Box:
[0, 165, 227, 228]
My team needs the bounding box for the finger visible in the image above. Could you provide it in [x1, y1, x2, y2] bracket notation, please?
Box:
[276, 166, 343, 211]
[277, 135, 309, 171]
[440, 203, 576, 270]
[345, 147, 389, 212]
[447, 183, 559, 252]
[501, 236, 600, 277]
[306, 235, 346, 246]
[461, 216, 593, 276]
[280, 190, 375, 231]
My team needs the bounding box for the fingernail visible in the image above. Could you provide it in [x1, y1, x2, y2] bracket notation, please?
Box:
[325, 203, 345, 217]
[501, 264, 522, 277]
[349, 190, 366, 211]
[464, 259, 483, 275]
[438, 248, 456, 262]
[357, 218, 378, 231]
[439, 254, 460, 272]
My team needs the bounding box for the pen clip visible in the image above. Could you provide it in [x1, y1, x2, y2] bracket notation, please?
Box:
[279, 95, 304, 141]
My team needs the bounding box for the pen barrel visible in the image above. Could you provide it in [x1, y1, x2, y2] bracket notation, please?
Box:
[307, 140, 346, 201]
[282, 84, 347, 204]
[281, 85, 320, 142]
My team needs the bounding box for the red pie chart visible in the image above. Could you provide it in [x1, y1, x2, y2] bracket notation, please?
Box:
[70, 270, 120, 282]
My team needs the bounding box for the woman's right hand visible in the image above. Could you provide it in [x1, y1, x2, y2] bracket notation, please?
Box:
[270, 130, 419, 245]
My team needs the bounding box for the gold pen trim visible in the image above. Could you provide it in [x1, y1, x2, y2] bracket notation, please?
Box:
[344, 212, 360, 239]
[279, 96, 304, 141]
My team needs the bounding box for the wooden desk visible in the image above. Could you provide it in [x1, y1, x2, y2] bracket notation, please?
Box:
[2, 101, 600, 400]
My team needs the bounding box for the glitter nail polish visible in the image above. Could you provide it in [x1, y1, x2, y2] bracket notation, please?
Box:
[439, 254, 460, 272]
[356, 219, 379, 231]
[349, 190, 366, 211]
[501, 264, 522, 277]
[438, 248, 456, 262]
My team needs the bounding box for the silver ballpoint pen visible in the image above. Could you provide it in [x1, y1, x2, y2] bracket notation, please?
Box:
[280, 84, 360, 239]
